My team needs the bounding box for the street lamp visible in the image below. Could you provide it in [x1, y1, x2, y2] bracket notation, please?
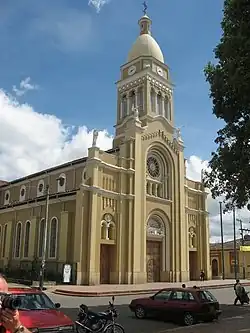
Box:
[219, 202, 225, 279]
[39, 177, 64, 290]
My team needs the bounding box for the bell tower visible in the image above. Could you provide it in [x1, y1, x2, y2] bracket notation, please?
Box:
[113, 7, 175, 148]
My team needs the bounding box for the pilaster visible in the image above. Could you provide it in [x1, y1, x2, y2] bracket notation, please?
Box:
[87, 146, 101, 285]
[59, 211, 69, 262]
[28, 217, 38, 259]
[176, 140, 189, 281]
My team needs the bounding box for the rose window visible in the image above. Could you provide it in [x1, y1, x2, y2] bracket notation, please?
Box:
[147, 156, 160, 178]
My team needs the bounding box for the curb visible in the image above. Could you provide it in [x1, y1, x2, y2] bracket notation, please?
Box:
[53, 282, 250, 297]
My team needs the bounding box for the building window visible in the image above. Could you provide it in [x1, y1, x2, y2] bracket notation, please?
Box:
[23, 221, 31, 258]
[49, 217, 58, 258]
[19, 185, 26, 202]
[37, 180, 45, 197]
[4, 191, 10, 205]
[57, 174, 66, 193]
[14, 222, 22, 258]
[2, 224, 7, 257]
[38, 219, 45, 258]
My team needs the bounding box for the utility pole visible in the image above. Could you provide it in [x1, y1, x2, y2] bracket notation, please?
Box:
[39, 184, 50, 290]
[219, 202, 225, 279]
[233, 206, 237, 280]
[238, 219, 250, 280]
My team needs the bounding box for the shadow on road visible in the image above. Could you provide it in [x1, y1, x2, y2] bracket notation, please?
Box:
[61, 303, 250, 333]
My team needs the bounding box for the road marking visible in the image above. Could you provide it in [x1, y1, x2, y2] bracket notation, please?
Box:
[238, 329, 250, 332]
[224, 315, 244, 320]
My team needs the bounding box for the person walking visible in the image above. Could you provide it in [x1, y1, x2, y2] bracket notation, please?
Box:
[234, 279, 243, 305]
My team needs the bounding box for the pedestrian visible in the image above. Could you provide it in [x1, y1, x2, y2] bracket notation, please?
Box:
[234, 279, 243, 305]
[0, 274, 32, 333]
[182, 284, 186, 288]
[200, 270, 205, 281]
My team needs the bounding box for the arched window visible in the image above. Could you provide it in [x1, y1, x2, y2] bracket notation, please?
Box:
[164, 97, 169, 119]
[130, 90, 136, 112]
[2, 224, 7, 257]
[122, 95, 127, 118]
[38, 219, 45, 258]
[49, 217, 58, 258]
[157, 93, 162, 115]
[14, 222, 22, 258]
[151, 89, 156, 113]
[23, 221, 31, 258]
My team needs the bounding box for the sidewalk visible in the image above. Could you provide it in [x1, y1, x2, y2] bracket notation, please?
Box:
[52, 279, 250, 297]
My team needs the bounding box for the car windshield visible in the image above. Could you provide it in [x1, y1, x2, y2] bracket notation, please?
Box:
[12, 293, 56, 310]
[199, 290, 218, 302]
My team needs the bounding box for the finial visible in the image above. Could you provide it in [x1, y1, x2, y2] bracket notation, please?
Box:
[142, 1, 148, 15]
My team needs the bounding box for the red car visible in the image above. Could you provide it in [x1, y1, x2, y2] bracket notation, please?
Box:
[129, 287, 222, 326]
[8, 288, 74, 332]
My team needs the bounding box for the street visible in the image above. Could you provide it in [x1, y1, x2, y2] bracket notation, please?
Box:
[47, 287, 250, 332]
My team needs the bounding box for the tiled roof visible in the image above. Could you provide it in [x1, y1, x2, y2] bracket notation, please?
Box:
[210, 238, 250, 250]
[0, 180, 8, 187]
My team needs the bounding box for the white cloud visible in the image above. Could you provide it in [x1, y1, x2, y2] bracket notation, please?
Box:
[12, 77, 39, 97]
[1, 89, 247, 242]
[88, 0, 110, 13]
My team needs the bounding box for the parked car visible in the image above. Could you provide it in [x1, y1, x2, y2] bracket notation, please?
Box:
[8, 288, 74, 332]
[129, 287, 222, 326]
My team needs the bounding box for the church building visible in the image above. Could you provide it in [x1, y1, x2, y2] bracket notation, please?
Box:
[0, 11, 211, 285]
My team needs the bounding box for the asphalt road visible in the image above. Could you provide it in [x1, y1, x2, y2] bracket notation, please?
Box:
[47, 288, 250, 333]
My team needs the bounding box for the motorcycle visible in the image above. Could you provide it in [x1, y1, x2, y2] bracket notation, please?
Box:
[75, 296, 125, 333]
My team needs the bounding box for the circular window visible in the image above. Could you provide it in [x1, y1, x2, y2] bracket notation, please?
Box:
[38, 183, 44, 192]
[147, 156, 160, 178]
[20, 188, 25, 197]
[59, 177, 65, 187]
[5, 192, 9, 201]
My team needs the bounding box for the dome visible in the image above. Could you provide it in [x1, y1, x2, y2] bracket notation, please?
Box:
[127, 14, 164, 63]
[127, 34, 164, 63]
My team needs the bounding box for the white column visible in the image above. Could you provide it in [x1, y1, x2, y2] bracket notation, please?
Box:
[126, 93, 130, 115]
[120, 99, 123, 119]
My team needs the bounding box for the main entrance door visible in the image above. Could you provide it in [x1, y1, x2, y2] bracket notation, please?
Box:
[100, 244, 111, 284]
[189, 251, 197, 280]
[146, 240, 161, 282]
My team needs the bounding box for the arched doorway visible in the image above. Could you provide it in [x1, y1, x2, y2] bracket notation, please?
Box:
[212, 258, 219, 277]
[146, 216, 165, 282]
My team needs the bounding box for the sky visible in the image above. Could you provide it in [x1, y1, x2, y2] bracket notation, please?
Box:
[0, 0, 248, 242]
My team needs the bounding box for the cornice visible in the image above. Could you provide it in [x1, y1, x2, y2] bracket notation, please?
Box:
[86, 157, 135, 174]
[80, 184, 134, 200]
[117, 74, 173, 96]
[142, 129, 178, 154]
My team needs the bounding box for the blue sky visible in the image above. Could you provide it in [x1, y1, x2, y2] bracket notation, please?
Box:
[0, 0, 224, 160]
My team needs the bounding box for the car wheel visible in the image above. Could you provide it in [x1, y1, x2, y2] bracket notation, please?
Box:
[135, 305, 146, 319]
[183, 312, 195, 326]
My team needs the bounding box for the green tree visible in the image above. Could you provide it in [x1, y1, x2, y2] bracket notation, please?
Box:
[204, 0, 250, 210]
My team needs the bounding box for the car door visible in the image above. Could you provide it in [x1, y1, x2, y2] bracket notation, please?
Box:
[149, 290, 172, 318]
[168, 291, 198, 320]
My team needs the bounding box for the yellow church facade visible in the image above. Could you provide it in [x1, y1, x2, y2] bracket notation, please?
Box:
[0, 13, 211, 285]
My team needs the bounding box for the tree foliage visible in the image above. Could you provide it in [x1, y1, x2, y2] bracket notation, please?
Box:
[204, 0, 250, 210]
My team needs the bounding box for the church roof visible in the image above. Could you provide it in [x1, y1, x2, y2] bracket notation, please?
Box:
[127, 14, 164, 63]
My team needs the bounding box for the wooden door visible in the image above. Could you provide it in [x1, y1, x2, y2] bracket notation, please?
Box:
[146, 240, 161, 282]
[100, 244, 110, 284]
[189, 251, 197, 280]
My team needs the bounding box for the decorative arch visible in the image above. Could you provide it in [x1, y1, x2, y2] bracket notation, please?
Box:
[212, 258, 219, 276]
[146, 143, 174, 200]
[38, 218, 45, 258]
[4, 190, 10, 205]
[14, 222, 22, 258]
[57, 173, 66, 192]
[37, 180, 45, 197]
[23, 221, 31, 258]
[19, 185, 26, 202]
[49, 217, 58, 258]
[146, 210, 171, 274]
[100, 214, 116, 241]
